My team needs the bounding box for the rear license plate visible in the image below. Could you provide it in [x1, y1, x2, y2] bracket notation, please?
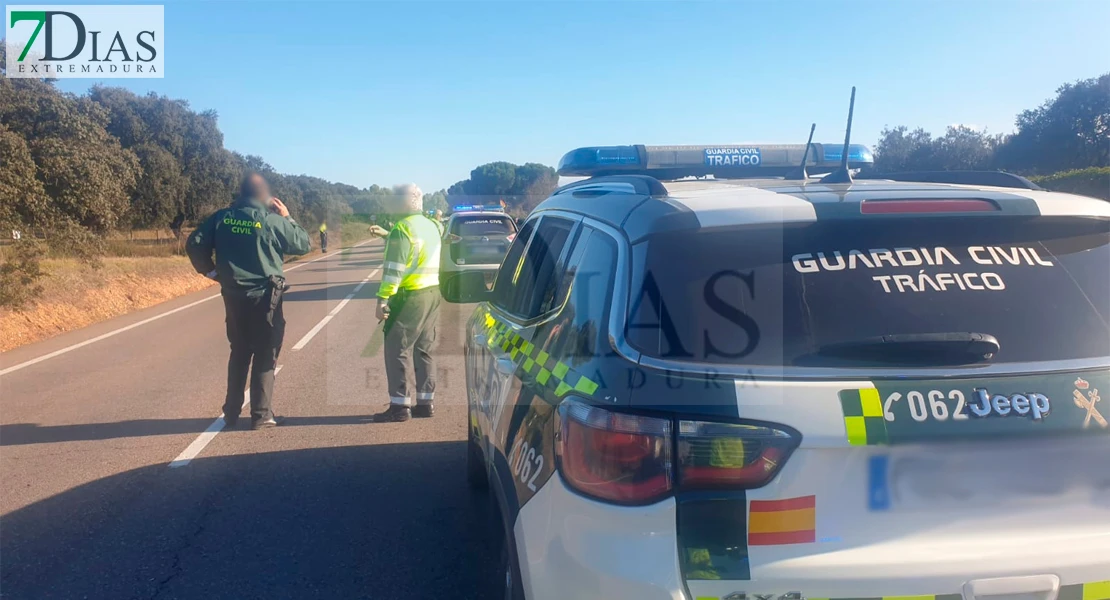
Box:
[468, 247, 504, 258]
[868, 436, 1110, 511]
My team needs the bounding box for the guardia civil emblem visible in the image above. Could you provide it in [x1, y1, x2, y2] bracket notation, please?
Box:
[1073, 378, 1106, 429]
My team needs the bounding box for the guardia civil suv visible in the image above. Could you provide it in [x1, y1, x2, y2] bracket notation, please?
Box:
[441, 142, 1110, 600]
[440, 206, 518, 296]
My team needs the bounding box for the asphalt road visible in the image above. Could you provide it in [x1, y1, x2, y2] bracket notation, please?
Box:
[0, 241, 499, 599]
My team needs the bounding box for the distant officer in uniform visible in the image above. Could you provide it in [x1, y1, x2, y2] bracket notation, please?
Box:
[319, 222, 328, 253]
[374, 184, 444, 422]
[187, 173, 311, 429]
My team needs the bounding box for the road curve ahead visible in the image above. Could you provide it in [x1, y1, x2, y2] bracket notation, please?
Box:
[0, 241, 498, 600]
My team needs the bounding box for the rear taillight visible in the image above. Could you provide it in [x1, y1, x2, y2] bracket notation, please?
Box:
[557, 399, 800, 504]
[860, 199, 998, 214]
[447, 234, 462, 243]
[676, 420, 797, 489]
[557, 399, 672, 504]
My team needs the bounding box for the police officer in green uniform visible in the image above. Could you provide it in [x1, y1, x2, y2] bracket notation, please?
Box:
[187, 173, 311, 429]
[374, 183, 444, 422]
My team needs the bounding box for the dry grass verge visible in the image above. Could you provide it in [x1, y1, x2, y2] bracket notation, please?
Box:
[0, 257, 216, 353]
[1, 224, 371, 353]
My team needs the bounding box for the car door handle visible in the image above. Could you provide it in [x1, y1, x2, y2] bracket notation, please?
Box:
[495, 357, 515, 376]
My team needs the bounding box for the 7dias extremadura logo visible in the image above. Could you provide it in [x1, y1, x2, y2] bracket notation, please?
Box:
[5, 5, 164, 78]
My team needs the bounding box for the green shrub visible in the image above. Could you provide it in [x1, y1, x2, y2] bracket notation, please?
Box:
[1031, 167, 1110, 200]
[44, 221, 107, 264]
[0, 240, 46, 309]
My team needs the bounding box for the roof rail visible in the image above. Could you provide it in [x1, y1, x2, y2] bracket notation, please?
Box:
[553, 174, 669, 198]
[860, 171, 1043, 191]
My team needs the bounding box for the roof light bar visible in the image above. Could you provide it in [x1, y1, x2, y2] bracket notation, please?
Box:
[557, 143, 874, 178]
[450, 204, 502, 212]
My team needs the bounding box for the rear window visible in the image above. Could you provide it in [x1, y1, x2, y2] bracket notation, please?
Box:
[626, 217, 1110, 367]
[451, 215, 515, 236]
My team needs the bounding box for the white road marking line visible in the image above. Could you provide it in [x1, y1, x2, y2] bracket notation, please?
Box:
[285, 238, 376, 272]
[168, 252, 380, 465]
[0, 239, 381, 376]
[290, 315, 334, 351]
[0, 294, 221, 377]
[168, 365, 283, 468]
[331, 299, 352, 316]
[290, 267, 381, 351]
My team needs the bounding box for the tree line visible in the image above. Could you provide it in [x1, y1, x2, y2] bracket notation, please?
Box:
[1, 48, 396, 254]
[2, 55, 1104, 268]
[870, 73, 1108, 174]
[446, 162, 559, 217]
[434, 74, 1108, 218]
[0, 47, 560, 266]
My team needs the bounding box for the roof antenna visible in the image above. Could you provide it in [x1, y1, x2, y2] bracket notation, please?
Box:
[820, 86, 856, 184]
[785, 123, 816, 180]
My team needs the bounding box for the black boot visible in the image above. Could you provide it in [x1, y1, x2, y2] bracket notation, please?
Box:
[413, 403, 435, 418]
[252, 415, 285, 430]
[374, 404, 411, 423]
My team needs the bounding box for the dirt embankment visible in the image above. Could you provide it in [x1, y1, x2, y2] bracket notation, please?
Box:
[1, 224, 381, 353]
[0, 257, 217, 353]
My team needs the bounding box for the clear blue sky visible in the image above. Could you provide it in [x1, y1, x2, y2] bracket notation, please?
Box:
[47, 0, 1110, 191]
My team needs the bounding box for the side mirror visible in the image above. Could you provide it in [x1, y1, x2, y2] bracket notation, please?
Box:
[440, 271, 494, 304]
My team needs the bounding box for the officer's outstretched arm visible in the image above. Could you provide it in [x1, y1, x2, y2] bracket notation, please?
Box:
[272, 215, 311, 256]
[186, 212, 219, 275]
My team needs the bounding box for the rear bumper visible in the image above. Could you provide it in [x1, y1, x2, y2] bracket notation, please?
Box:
[514, 474, 1110, 600]
[687, 525, 1110, 599]
[709, 442, 1110, 599]
[514, 475, 686, 600]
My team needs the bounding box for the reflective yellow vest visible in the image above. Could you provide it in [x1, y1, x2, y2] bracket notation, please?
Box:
[378, 214, 441, 299]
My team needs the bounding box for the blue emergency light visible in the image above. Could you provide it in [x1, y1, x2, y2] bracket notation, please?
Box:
[451, 203, 501, 212]
[557, 143, 874, 179]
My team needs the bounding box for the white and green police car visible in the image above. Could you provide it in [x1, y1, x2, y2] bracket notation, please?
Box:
[441, 143, 1110, 600]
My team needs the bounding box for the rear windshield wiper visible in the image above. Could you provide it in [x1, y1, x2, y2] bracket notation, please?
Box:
[818, 332, 1000, 365]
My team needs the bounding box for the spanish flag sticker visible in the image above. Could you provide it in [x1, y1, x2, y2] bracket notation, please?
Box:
[748, 495, 816, 546]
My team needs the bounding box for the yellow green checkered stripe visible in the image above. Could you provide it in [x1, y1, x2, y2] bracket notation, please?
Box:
[1065, 580, 1110, 600]
[695, 596, 961, 600]
[483, 317, 600, 397]
[695, 580, 1110, 600]
[838, 387, 889, 446]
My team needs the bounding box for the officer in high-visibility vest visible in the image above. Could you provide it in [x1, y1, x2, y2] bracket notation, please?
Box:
[374, 184, 444, 422]
[319, 222, 328, 253]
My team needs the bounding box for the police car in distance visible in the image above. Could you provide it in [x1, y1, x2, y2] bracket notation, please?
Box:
[441, 142, 1110, 600]
[439, 204, 519, 296]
